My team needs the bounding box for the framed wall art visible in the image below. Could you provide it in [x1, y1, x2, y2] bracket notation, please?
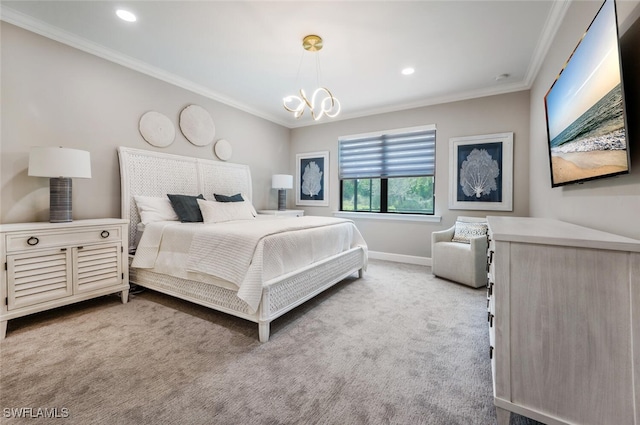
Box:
[448, 132, 513, 211]
[296, 151, 329, 206]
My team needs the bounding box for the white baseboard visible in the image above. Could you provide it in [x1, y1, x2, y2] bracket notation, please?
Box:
[368, 250, 431, 267]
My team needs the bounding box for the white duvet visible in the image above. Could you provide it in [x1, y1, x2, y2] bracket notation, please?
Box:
[132, 216, 367, 313]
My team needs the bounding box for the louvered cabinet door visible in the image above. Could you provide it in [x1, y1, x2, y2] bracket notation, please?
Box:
[73, 243, 122, 293]
[7, 248, 73, 310]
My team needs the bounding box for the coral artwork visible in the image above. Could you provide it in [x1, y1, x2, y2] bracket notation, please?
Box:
[296, 151, 329, 206]
[449, 132, 512, 211]
[459, 148, 500, 198]
[302, 161, 323, 197]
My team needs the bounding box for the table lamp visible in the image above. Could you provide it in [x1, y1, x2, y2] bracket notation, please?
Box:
[272, 174, 293, 211]
[28, 147, 92, 222]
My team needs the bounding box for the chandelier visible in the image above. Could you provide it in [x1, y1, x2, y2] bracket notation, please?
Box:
[283, 35, 341, 121]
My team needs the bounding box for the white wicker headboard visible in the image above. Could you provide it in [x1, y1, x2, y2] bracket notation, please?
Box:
[118, 146, 253, 251]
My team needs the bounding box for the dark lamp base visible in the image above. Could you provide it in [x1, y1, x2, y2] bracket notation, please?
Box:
[277, 189, 287, 211]
[50, 177, 73, 223]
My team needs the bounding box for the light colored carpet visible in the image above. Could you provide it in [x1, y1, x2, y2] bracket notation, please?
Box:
[0, 260, 539, 424]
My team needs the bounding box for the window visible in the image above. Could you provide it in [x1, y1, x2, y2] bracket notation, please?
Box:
[339, 125, 435, 214]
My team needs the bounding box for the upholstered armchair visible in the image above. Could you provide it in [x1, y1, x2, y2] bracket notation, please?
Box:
[431, 216, 488, 288]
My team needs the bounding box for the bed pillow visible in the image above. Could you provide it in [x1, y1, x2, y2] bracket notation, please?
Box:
[452, 221, 488, 244]
[134, 195, 180, 225]
[167, 194, 205, 223]
[213, 193, 244, 202]
[213, 192, 257, 217]
[242, 193, 258, 217]
[197, 198, 255, 223]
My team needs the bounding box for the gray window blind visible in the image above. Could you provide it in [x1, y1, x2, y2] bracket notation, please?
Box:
[338, 126, 436, 179]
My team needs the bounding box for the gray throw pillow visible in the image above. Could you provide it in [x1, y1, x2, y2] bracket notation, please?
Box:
[213, 193, 244, 202]
[167, 194, 205, 222]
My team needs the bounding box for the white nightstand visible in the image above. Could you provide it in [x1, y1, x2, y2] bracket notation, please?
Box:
[0, 218, 130, 339]
[258, 209, 305, 217]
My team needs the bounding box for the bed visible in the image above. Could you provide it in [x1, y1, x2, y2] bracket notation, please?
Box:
[118, 147, 367, 342]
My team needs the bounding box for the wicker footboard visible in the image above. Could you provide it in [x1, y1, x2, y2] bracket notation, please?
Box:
[129, 267, 254, 318]
[264, 247, 364, 315]
[129, 247, 366, 341]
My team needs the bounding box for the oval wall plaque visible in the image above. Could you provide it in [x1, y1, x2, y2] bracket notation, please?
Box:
[139, 111, 175, 147]
[179, 104, 215, 146]
[214, 139, 232, 161]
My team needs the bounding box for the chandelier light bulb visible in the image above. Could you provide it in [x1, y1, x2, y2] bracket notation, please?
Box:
[311, 88, 341, 120]
[284, 88, 340, 120]
[283, 94, 306, 118]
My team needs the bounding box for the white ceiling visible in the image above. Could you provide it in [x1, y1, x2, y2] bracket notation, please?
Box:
[1, 1, 568, 128]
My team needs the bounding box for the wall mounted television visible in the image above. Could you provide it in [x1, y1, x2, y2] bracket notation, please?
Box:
[544, 0, 631, 187]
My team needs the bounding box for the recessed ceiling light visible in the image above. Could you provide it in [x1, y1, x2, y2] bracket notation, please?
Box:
[401, 67, 415, 76]
[116, 9, 137, 22]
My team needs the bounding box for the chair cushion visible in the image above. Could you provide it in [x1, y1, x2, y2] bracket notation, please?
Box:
[452, 221, 488, 244]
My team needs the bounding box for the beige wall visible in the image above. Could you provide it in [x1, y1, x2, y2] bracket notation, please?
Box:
[0, 23, 290, 224]
[290, 91, 531, 259]
[1, 20, 532, 261]
[529, 0, 640, 240]
[14, 3, 636, 260]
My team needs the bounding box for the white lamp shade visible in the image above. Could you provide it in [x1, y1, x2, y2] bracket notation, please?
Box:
[28, 147, 92, 178]
[272, 174, 293, 189]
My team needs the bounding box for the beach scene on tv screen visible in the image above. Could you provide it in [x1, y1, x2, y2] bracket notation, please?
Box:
[545, 0, 628, 185]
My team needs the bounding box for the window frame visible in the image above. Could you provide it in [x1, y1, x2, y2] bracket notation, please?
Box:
[338, 124, 436, 215]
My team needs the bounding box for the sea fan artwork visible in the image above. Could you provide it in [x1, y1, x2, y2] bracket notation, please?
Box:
[302, 161, 323, 197]
[460, 148, 500, 198]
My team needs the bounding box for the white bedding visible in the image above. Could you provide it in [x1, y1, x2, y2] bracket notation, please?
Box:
[132, 216, 367, 312]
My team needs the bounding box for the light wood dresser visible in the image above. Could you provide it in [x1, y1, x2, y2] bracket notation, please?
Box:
[486, 216, 640, 425]
[0, 219, 129, 339]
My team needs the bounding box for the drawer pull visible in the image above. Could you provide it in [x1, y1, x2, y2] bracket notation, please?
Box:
[490, 346, 494, 359]
[27, 236, 39, 246]
[101, 230, 110, 239]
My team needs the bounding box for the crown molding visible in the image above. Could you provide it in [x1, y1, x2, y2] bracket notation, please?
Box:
[0, 6, 292, 128]
[288, 80, 530, 129]
[1, 2, 570, 130]
[523, 0, 572, 87]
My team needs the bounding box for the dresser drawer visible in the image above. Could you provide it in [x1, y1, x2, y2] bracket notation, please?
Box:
[5, 226, 122, 253]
